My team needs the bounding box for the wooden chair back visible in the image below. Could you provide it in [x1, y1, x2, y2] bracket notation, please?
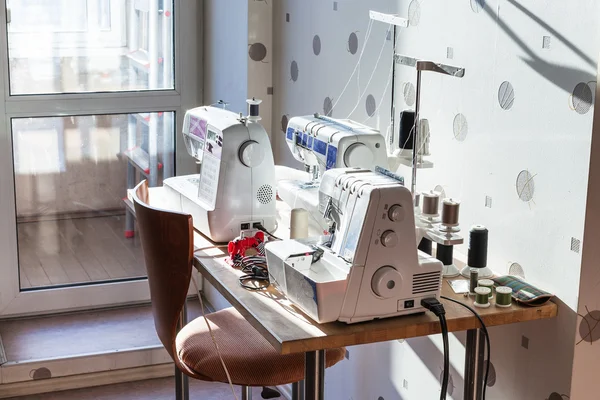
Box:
[131, 180, 194, 362]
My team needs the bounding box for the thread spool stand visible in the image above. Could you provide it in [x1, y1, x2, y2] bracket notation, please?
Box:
[429, 198, 463, 278]
[460, 225, 493, 278]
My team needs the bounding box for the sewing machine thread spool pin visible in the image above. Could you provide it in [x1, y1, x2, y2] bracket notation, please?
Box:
[247, 98, 262, 122]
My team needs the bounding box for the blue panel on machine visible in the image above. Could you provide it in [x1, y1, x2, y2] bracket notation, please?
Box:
[326, 146, 338, 170]
[307, 136, 314, 148]
[301, 132, 308, 148]
[313, 139, 327, 156]
[286, 127, 294, 141]
[295, 131, 302, 145]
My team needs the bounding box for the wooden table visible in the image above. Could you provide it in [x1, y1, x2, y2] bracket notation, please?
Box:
[190, 203, 557, 400]
[136, 187, 557, 400]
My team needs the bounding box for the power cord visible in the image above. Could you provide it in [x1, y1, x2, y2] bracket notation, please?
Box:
[421, 298, 450, 400]
[441, 295, 491, 400]
[254, 223, 281, 241]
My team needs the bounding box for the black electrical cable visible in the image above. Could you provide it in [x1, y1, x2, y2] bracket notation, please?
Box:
[255, 223, 281, 241]
[439, 314, 450, 399]
[441, 295, 490, 400]
[420, 298, 450, 400]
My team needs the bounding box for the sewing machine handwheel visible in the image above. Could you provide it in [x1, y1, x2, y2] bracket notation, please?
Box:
[371, 266, 403, 298]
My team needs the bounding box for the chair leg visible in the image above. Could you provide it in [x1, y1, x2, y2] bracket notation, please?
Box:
[175, 366, 189, 400]
[242, 386, 253, 400]
[292, 381, 304, 400]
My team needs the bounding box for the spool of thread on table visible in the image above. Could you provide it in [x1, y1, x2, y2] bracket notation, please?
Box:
[468, 225, 488, 268]
[469, 268, 479, 293]
[474, 287, 491, 308]
[495, 287, 513, 308]
[478, 279, 494, 299]
[290, 208, 309, 239]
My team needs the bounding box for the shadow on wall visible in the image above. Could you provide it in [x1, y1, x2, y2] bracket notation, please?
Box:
[483, 1, 596, 95]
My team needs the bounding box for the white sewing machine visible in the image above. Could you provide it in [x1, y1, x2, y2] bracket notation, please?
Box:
[162, 103, 277, 242]
[265, 168, 443, 324]
[277, 114, 389, 228]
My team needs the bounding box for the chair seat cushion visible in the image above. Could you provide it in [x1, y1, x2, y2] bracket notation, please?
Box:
[176, 307, 345, 386]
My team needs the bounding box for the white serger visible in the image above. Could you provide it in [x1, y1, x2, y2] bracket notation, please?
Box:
[265, 168, 443, 324]
[162, 105, 276, 242]
[278, 114, 389, 229]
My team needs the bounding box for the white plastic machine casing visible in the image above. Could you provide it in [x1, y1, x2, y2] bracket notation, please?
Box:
[265, 169, 443, 324]
[285, 115, 388, 172]
[278, 115, 389, 224]
[163, 106, 276, 242]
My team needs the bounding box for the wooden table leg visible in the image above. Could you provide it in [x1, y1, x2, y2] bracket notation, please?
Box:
[304, 350, 325, 400]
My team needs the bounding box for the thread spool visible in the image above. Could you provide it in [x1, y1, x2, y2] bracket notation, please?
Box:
[478, 279, 494, 299]
[441, 199, 460, 227]
[418, 238, 432, 255]
[399, 110, 416, 150]
[247, 98, 262, 121]
[290, 208, 309, 239]
[469, 268, 479, 293]
[436, 244, 453, 265]
[422, 192, 440, 216]
[468, 225, 488, 268]
[474, 287, 491, 308]
[495, 287, 512, 308]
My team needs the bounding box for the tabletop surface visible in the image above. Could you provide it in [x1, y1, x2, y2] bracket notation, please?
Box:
[141, 187, 558, 355]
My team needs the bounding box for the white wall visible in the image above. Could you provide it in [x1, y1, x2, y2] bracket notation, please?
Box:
[271, 1, 600, 399]
[203, 0, 249, 115]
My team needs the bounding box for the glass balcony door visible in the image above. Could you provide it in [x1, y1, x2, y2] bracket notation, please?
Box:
[0, 0, 200, 317]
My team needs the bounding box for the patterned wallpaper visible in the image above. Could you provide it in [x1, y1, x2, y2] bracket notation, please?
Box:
[266, 0, 600, 399]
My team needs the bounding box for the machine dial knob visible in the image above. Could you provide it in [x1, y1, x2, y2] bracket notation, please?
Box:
[371, 266, 403, 298]
[343, 143, 374, 169]
[239, 140, 265, 167]
[388, 204, 405, 222]
[381, 230, 398, 247]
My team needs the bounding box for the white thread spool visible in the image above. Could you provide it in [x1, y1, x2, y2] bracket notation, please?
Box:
[290, 208, 309, 239]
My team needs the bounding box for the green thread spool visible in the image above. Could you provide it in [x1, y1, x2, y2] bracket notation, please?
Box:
[495, 286, 512, 308]
[469, 268, 479, 293]
[474, 287, 491, 308]
[478, 279, 494, 299]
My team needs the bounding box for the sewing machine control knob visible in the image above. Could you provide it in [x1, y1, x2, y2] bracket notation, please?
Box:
[239, 140, 265, 168]
[381, 230, 398, 247]
[371, 266, 402, 298]
[388, 205, 405, 222]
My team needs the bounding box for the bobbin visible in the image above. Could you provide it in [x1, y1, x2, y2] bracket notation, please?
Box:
[474, 287, 491, 308]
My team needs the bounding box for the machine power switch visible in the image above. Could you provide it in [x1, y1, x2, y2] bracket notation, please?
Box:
[381, 230, 398, 247]
[388, 204, 405, 222]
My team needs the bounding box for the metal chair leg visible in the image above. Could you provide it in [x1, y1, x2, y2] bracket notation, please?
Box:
[175, 366, 189, 400]
[292, 381, 304, 400]
[242, 385, 253, 400]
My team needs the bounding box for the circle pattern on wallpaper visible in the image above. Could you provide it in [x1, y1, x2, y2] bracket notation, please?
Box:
[486, 361, 496, 387]
[498, 81, 515, 110]
[290, 60, 299, 82]
[403, 82, 416, 106]
[470, 0, 485, 13]
[508, 262, 525, 278]
[438, 370, 455, 396]
[408, 0, 421, 26]
[323, 97, 334, 117]
[313, 35, 322, 56]
[348, 32, 359, 55]
[579, 309, 600, 343]
[572, 82, 593, 115]
[365, 94, 377, 117]
[281, 115, 289, 132]
[516, 170, 535, 202]
[547, 393, 569, 400]
[453, 113, 468, 141]
[248, 43, 267, 62]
